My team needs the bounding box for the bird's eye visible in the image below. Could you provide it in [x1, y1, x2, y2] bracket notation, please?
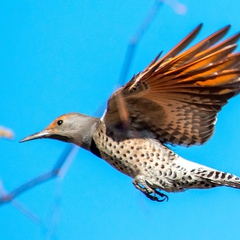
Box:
[57, 120, 63, 126]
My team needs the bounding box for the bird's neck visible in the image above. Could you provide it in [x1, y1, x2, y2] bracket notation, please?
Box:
[72, 117, 100, 151]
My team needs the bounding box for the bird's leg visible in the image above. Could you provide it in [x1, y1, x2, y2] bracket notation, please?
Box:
[133, 176, 168, 202]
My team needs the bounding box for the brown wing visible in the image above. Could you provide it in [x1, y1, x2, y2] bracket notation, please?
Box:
[103, 24, 240, 146]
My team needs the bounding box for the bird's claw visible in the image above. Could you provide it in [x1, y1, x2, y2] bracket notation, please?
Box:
[143, 188, 169, 202]
[133, 177, 169, 202]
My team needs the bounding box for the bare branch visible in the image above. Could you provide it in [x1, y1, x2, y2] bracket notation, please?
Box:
[118, 0, 163, 87]
[0, 144, 78, 205]
[44, 179, 63, 240]
[11, 200, 42, 225]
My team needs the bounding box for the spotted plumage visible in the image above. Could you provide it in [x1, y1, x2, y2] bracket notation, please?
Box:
[21, 24, 240, 201]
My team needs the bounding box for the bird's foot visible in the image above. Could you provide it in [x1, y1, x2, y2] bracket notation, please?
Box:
[133, 176, 168, 202]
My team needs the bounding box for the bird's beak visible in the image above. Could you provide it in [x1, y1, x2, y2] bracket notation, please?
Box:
[20, 129, 52, 143]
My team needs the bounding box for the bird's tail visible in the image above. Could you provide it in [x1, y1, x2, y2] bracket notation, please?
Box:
[199, 169, 240, 189]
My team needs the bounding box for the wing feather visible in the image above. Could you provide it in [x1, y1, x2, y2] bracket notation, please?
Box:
[103, 25, 240, 146]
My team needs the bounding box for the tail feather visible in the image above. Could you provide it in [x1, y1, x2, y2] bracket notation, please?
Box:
[200, 170, 240, 189]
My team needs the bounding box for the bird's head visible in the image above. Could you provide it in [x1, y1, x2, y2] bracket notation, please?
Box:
[20, 113, 99, 149]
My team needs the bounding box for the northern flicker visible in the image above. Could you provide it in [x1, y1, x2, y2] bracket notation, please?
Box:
[21, 24, 240, 202]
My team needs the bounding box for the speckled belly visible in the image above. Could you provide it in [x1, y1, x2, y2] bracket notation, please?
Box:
[92, 123, 176, 179]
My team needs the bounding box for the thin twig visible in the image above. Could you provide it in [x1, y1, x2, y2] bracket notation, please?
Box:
[118, 0, 163, 86]
[44, 179, 63, 240]
[0, 144, 78, 205]
[116, 0, 163, 129]
[11, 200, 42, 225]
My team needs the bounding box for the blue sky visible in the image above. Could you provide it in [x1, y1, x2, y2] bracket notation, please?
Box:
[1, 0, 240, 239]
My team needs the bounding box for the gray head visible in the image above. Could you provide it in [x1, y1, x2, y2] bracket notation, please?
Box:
[20, 113, 99, 150]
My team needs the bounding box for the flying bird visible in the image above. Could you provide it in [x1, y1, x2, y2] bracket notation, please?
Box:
[21, 24, 240, 202]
